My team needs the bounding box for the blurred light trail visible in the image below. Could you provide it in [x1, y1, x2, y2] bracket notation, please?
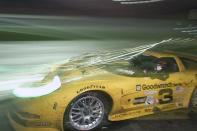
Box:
[71, 39, 172, 67]
[13, 75, 61, 98]
[174, 27, 197, 30]
[0, 14, 195, 43]
[112, 0, 163, 5]
[173, 25, 197, 38]
[12, 39, 171, 98]
[181, 30, 197, 33]
[0, 40, 126, 100]
[0, 14, 196, 100]
[0, 72, 46, 91]
[0, 37, 196, 100]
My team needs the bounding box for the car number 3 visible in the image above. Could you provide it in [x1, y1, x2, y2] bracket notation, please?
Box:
[159, 88, 173, 104]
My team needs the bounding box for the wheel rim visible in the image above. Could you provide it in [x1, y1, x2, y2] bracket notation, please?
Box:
[69, 95, 105, 130]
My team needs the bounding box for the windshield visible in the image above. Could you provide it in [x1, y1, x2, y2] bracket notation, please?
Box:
[103, 54, 156, 76]
[103, 54, 179, 77]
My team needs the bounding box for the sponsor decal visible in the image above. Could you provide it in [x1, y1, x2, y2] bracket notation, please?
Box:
[133, 97, 146, 105]
[176, 103, 184, 107]
[136, 82, 182, 90]
[144, 90, 158, 95]
[34, 122, 52, 127]
[134, 88, 173, 106]
[145, 96, 158, 105]
[144, 108, 152, 112]
[176, 97, 184, 103]
[133, 96, 159, 105]
[53, 102, 58, 110]
[176, 86, 184, 93]
[121, 106, 144, 112]
[77, 85, 106, 93]
[152, 107, 161, 113]
[136, 85, 142, 91]
[112, 110, 141, 119]
[162, 103, 176, 110]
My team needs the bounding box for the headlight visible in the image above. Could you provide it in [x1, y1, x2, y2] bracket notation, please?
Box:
[13, 76, 61, 98]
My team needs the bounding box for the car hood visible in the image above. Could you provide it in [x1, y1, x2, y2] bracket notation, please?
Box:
[41, 59, 109, 84]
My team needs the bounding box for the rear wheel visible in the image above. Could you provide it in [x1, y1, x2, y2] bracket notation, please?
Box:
[64, 92, 110, 131]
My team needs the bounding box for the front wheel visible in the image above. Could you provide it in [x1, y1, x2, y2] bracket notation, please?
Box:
[64, 92, 110, 131]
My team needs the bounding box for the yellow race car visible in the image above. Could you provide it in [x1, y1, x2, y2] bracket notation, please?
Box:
[8, 49, 197, 131]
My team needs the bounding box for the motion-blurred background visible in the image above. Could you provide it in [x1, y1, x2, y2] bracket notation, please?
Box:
[1, 0, 197, 98]
[0, 1, 197, 130]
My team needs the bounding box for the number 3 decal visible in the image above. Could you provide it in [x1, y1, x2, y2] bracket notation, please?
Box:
[159, 88, 173, 104]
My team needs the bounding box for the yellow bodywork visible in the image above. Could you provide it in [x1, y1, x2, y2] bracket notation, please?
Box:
[8, 51, 197, 131]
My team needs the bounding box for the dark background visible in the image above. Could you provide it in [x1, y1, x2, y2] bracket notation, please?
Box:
[0, 0, 196, 17]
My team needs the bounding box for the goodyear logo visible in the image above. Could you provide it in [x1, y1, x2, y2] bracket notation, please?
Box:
[77, 85, 106, 94]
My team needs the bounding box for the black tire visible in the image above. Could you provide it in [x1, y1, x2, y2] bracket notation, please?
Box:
[64, 92, 111, 131]
[188, 88, 197, 119]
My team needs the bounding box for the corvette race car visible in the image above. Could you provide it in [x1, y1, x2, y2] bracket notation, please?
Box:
[8, 48, 197, 131]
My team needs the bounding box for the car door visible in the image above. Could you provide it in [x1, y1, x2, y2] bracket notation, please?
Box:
[151, 57, 195, 112]
[119, 55, 168, 115]
[157, 57, 196, 111]
[119, 56, 192, 118]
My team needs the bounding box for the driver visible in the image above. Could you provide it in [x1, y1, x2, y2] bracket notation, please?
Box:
[154, 60, 167, 72]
